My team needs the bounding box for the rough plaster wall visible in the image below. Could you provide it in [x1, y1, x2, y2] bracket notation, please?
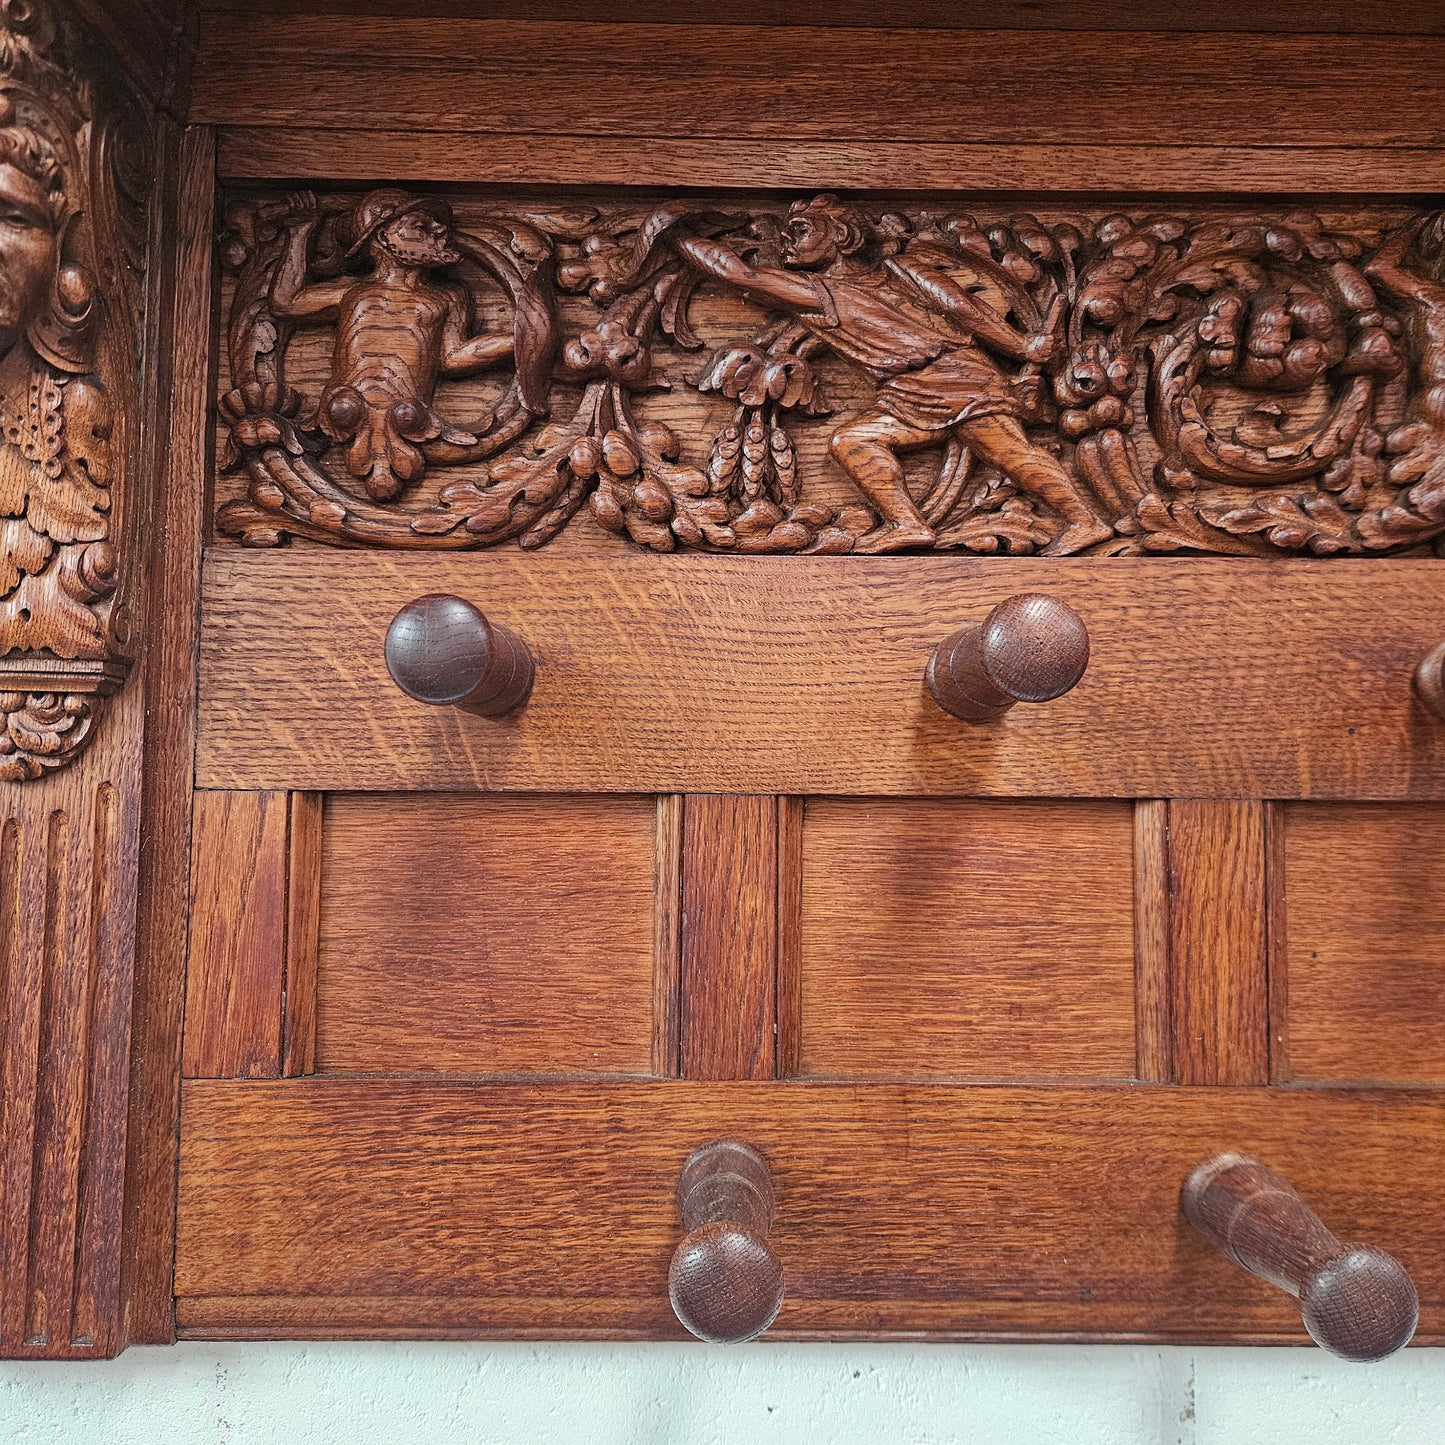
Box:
[3, 1344, 1442, 1443]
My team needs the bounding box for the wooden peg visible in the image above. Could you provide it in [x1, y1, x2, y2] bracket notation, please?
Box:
[1183, 1153, 1418, 1361]
[669, 1139, 783, 1343]
[1414, 641, 1445, 719]
[383, 593, 534, 717]
[926, 592, 1090, 722]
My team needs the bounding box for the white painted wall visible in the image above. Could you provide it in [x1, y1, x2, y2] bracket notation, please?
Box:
[3, 1343, 1441, 1444]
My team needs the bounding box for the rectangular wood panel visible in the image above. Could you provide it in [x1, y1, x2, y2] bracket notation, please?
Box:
[1164, 801, 1271, 1087]
[679, 794, 777, 1081]
[175, 1080, 1445, 1342]
[197, 553, 1445, 800]
[190, 21, 1445, 153]
[314, 793, 659, 1075]
[183, 791, 289, 1079]
[797, 799, 1136, 1079]
[1284, 803, 1445, 1084]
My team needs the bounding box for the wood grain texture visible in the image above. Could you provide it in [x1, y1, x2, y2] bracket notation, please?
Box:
[1165, 801, 1270, 1087]
[315, 793, 659, 1075]
[183, 791, 289, 1079]
[797, 798, 1136, 1080]
[282, 791, 323, 1077]
[680, 795, 777, 1081]
[1132, 799, 1171, 1084]
[175, 1080, 1445, 1342]
[216, 130, 1445, 194]
[73, 0, 191, 111]
[651, 794, 683, 1079]
[1284, 803, 1445, 1084]
[121, 120, 216, 1347]
[192, 0, 1445, 32]
[198, 553, 1445, 800]
[189, 22, 1445, 151]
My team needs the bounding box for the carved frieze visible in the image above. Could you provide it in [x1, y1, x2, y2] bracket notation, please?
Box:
[217, 191, 1445, 561]
[0, 0, 147, 780]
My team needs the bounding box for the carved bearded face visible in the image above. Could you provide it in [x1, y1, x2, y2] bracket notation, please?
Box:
[0, 157, 58, 358]
[376, 206, 460, 268]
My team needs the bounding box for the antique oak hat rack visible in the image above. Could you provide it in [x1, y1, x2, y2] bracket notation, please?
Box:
[1, 0, 1443, 1359]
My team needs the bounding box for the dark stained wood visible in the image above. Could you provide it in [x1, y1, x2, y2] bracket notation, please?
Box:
[189, 23, 1445, 153]
[174, 1080, 1445, 1342]
[1165, 801, 1270, 1087]
[385, 595, 534, 717]
[198, 554, 1445, 800]
[669, 1139, 783, 1343]
[315, 793, 659, 1075]
[1413, 640, 1445, 721]
[927, 595, 1089, 724]
[282, 791, 323, 1077]
[1283, 803, 1445, 1084]
[122, 121, 218, 1347]
[183, 791, 289, 1080]
[192, 0, 1445, 32]
[775, 796, 804, 1080]
[680, 795, 777, 1081]
[216, 131, 1445, 194]
[798, 798, 1136, 1080]
[73, 0, 192, 112]
[1184, 1152, 1418, 1361]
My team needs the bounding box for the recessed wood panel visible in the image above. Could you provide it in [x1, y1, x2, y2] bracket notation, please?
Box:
[797, 799, 1136, 1079]
[175, 1080, 1445, 1343]
[314, 793, 661, 1075]
[1284, 803, 1445, 1084]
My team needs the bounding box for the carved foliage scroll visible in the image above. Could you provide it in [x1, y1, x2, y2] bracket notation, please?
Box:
[0, 0, 146, 781]
[217, 192, 1445, 562]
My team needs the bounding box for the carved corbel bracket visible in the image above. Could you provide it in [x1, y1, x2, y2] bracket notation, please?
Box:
[0, 655, 128, 780]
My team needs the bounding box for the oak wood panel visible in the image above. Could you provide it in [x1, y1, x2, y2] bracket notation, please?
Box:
[183, 791, 289, 1079]
[1284, 803, 1445, 1084]
[1133, 799, 1171, 1084]
[214, 131, 1445, 193]
[175, 1080, 1445, 1342]
[282, 791, 323, 1076]
[797, 798, 1136, 1080]
[190, 22, 1445, 151]
[679, 794, 777, 1081]
[199, 553, 1445, 799]
[314, 793, 659, 1074]
[651, 794, 683, 1078]
[1164, 801, 1270, 1087]
[193, 0, 1445, 31]
[73, 0, 190, 110]
[123, 122, 218, 1345]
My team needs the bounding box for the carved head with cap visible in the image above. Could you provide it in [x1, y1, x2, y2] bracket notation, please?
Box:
[347, 189, 461, 270]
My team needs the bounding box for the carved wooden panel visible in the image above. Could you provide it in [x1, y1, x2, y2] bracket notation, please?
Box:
[795, 798, 1137, 1080]
[213, 191, 1445, 564]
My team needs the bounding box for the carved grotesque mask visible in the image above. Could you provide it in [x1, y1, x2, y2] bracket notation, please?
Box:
[0, 115, 60, 360]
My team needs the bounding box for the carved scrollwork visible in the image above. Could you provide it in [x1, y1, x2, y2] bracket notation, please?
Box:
[0, 0, 148, 781]
[216, 190, 1445, 560]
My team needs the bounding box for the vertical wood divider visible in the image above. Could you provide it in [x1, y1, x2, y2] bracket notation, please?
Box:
[282, 793, 324, 1077]
[775, 796, 805, 1078]
[679, 794, 778, 1081]
[1265, 801, 1290, 1084]
[652, 794, 683, 1078]
[1133, 799, 1172, 1083]
[1165, 799, 1271, 1085]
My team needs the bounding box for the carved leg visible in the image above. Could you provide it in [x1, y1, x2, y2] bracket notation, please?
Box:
[960, 414, 1113, 556]
[828, 410, 938, 553]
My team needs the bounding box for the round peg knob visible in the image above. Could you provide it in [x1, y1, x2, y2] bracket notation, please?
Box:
[926, 592, 1089, 723]
[1414, 641, 1445, 719]
[384, 594, 534, 717]
[669, 1139, 783, 1343]
[1183, 1152, 1418, 1361]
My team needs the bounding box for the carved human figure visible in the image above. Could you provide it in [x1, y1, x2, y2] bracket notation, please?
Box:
[270, 189, 518, 501]
[665, 194, 1112, 554]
